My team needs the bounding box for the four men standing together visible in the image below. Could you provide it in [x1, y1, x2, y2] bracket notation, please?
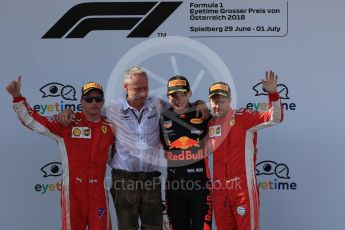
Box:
[7, 67, 283, 230]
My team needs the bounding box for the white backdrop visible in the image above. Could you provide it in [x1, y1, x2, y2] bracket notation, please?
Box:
[1, 0, 344, 229]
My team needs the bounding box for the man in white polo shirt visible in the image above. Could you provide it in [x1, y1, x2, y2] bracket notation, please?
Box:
[106, 67, 166, 230]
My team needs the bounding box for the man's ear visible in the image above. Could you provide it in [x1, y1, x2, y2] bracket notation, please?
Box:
[80, 98, 83, 105]
[123, 83, 128, 92]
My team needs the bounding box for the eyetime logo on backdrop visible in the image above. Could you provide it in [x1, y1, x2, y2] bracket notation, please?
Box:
[256, 160, 297, 191]
[35, 162, 62, 194]
[42, 2, 182, 39]
[33, 83, 82, 114]
[247, 82, 296, 111]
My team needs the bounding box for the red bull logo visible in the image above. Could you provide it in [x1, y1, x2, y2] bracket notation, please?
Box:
[205, 194, 213, 222]
[166, 149, 204, 161]
[169, 136, 200, 149]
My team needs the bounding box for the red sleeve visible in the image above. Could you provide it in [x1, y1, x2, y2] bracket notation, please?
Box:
[12, 96, 64, 139]
[243, 92, 284, 131]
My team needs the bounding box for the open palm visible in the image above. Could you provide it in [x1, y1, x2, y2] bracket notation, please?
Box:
[262, 70, 278, 93]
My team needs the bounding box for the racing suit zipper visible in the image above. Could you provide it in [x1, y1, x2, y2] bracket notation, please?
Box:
[224, 163, 228, 208]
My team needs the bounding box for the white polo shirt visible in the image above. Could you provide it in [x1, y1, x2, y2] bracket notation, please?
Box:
[106, 96, 169, 172]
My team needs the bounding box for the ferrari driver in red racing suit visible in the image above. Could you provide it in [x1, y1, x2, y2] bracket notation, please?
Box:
[208, 71, 284, 230]
[6, 77, 114, 230]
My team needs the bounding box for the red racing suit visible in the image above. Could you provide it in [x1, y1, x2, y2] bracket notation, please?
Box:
[208, 93, 283, 230]
[12, 96, 114, 230]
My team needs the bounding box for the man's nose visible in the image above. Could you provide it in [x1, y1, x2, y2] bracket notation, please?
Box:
[139, 89, 147, 96]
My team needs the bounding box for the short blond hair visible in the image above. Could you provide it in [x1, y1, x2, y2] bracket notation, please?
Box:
[124, 67, 148, 84]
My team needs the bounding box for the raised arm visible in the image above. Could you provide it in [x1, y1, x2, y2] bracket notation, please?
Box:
[6, 76, 63, 139]
[244, 70, 284, 130]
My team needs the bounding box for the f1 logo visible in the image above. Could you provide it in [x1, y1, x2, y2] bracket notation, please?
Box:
[42, 1, 182, 38]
